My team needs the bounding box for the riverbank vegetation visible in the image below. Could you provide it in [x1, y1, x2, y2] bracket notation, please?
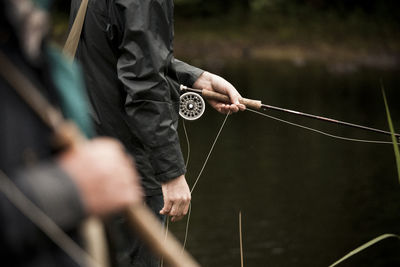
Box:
[172, 0, 399, 69]
[51, 0, 399, 70]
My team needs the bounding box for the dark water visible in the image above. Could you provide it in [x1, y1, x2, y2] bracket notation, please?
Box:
[171, 60, 400, 267]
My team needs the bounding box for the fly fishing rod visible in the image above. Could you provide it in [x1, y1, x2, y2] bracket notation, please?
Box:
[180, 85, 400, 141]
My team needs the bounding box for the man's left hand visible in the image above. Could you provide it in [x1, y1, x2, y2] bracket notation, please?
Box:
[193, 71, 246, 114]
[160, 175, 191, 222]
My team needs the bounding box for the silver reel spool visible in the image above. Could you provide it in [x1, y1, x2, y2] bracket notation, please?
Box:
[179, 92, 205, 120]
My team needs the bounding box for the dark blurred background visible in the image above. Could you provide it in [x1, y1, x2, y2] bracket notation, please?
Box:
[52, 0, 400, 69]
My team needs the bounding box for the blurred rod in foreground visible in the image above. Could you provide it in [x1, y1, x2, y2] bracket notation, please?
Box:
[0, 50, 200, 267]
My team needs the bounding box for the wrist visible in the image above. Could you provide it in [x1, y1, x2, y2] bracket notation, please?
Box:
[193, 71, 212, 89]
[200, 71, 212, 81]
[161, 174, 185, 186]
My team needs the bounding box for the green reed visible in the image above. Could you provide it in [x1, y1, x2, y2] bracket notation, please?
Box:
[382, 84, 400, 182]
[329, 84, 400, 267]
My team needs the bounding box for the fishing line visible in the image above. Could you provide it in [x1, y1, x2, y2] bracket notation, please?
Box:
[247, 108, 393, 144]
[190, 113, 231, 193]
[160, 214, 170, 267]
[181, 119, 191, 251]
[177, 100, 391, 256]
[183, 120, 191, 167]
[176, 87, 396, 264]
[177, 97, 392, 254]
[180, 113, 231, 251]
[182, 204, 192, 251]
[161, 120, 194, 261]
[177, 103, 391, 255]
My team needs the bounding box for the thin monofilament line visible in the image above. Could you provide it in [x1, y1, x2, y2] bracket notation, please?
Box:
[161, 120, 193, 257]
[181, 120, 191, 251]
[190, 113, 230, 193]
[164, 218, 169, 242]
[181, 113, 230, 251]
[160, 215, 170, 267]
[247, 108, 393, 144]
[183, 120, 191, 168]
[182, 204, 192, 251]
[162, 120, 192, 258]
[0, 170, 100, 267]
[180, 106, 390, 256]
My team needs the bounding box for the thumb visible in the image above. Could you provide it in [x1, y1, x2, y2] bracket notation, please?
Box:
[159, 199, 172, 215]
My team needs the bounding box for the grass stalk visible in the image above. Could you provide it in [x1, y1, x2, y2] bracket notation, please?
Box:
[239, 211, 244, 267]
[381, 83, 400, 182]
[329, 234, 400, 267]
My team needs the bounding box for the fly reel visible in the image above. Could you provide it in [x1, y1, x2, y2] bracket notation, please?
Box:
[179, 92, 205, 120]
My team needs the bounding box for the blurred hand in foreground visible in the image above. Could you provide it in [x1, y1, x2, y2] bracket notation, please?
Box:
[58, 137, 143, 216]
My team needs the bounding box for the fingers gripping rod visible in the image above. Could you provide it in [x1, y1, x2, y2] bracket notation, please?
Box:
[180, 85, 400, 141]
[180, 85, 262, 110]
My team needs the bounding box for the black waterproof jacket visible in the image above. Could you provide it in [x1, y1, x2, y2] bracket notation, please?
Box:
[70, 0, 203, 195]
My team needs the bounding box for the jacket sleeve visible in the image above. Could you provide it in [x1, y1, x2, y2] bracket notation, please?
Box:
[0, 162, 86, 253]
[168, 58, 204, 88]
[114, 0, 188, 183]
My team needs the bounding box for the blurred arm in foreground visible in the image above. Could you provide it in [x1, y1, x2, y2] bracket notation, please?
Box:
[0, 0, 142, 266]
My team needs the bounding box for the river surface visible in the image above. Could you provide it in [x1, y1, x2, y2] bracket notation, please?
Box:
[170, 59, 400, 267]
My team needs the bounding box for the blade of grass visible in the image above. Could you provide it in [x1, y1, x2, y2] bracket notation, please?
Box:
[329, 234, 400, 267]
[239, 211, 244, 267]
[381, 83, 400, 183]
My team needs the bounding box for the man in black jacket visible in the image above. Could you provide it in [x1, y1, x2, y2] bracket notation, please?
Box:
[0, 0, 142, 266]
[70, 0, 245, 266]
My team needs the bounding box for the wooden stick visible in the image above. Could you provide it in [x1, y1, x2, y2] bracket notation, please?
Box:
[81, 218, 110, 267]
[63, 0, 89, 58]
[126, 205, 200, 267]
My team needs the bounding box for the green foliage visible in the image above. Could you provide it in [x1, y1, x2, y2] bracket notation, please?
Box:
[329, 234, 400, 267]
[382, 84, 400, 183]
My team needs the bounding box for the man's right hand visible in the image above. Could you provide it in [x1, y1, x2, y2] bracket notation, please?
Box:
[57, 137, 143, 217]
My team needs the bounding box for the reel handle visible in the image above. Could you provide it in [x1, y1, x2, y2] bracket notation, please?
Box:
[180, 85, 262, 110]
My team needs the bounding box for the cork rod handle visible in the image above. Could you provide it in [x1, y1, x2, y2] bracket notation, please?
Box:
[194, 88, 262, 110]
